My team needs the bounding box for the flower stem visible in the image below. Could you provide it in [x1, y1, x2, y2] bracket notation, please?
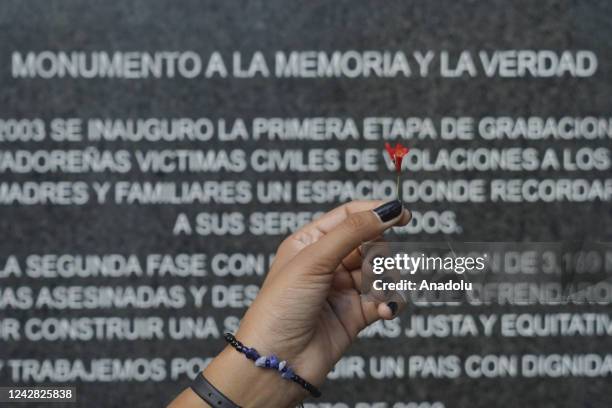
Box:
[396, 173, 401, 201]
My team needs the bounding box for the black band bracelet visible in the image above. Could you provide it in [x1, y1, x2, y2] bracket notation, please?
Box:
[224, 332, 322, 398]
[191, 372, 241, 408]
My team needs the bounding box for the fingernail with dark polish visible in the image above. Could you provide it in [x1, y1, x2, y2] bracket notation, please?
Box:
[374, 200, 403, 222]
[387, 301, 398, 316]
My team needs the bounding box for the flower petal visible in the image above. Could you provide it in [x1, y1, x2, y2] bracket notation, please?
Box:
[385, 142, 394, 159]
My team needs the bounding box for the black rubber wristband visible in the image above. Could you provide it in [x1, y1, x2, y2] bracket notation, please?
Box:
[190, 372, 241, 408]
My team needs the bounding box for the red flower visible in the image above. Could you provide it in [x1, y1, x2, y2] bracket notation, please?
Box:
[385, 142, 409, 172]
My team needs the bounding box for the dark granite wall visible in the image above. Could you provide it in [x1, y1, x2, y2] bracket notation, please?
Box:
[1, 1, 611, 407]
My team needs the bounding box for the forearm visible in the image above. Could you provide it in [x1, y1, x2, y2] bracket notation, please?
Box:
[168, 346, 307, 408]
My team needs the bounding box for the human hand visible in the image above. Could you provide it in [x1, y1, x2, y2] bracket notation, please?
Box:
[170, 200, 410, 408]
[235, 199, 410, 386]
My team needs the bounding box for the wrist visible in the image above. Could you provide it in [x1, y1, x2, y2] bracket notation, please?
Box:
[203, 345, 307, 408]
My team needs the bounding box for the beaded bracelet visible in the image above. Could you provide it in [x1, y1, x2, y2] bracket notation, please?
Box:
[224, 332, 322, 398]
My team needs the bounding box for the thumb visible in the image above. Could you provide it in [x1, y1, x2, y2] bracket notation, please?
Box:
[293, 200, 409, 275]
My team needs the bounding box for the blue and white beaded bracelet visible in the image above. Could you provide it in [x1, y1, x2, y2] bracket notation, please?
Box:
[224, 332, 321, 398]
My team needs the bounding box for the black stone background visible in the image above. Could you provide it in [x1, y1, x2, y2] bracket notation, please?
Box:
[1, 0, 612, 407]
